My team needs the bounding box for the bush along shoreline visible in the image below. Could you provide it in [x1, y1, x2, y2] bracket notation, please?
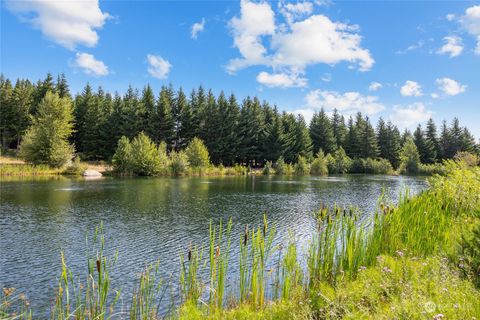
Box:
[2, 161, 480, 319]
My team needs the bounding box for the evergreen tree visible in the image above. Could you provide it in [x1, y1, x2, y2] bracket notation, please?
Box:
[413, 125, 428, 164]
[19, 92, 74, 167]
[425, 118, 439, 163]
[331, 109, 347, 150]
[262, 106, 284, 162]
[173, 88, 189, 150]
[139, 85, 156, 138]
[0, 77, 14, 148]
[55, 73, 70, 99]
[238, 97, 266, 165]
[359, 116, 379, 158]
[309, 109, 336, 154]
[156, 85, 176, 149]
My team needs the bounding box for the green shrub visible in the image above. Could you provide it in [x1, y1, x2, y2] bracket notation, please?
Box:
[349, 158, 393, 174]
[130, 133, 163, 176]
[400, 137, 421, 174]
[186, 137, 210, 168]
[419, 163, 447, 175]
[310, 151, 328, 175]
[274, 156, 287, 175]
[112, 136, 133, 174]
[170, 151, 189, 176]
[262, 161, 272, 175]
[454, 151, 479, 167]
[294, 156, 309, 175]
[327, 147, 352, 174]
[63, 157, 88, 175]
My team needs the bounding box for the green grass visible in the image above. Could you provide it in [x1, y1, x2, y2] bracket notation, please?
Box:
[2, 161, 480, 319]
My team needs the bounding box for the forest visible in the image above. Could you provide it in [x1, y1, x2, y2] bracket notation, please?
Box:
[1, 73, 478, 174]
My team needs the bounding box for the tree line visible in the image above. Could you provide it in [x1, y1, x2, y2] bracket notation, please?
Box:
[1, 73, 478, 169]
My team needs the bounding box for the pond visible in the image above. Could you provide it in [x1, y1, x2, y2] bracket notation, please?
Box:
[0, 174, 427, 316]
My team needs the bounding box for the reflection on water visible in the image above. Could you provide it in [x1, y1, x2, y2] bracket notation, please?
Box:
[0, 174, 427, 316]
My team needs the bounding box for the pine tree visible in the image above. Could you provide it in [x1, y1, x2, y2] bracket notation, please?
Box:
[425, 118, 439, 163]
[413, 125, 431, 164]
[309, 108, 336, 154]
[262, 106, 284, 162]
[0, 77, 14, 148]
[140, 85, 156, 138]
[173, 88, 189, 150]
[19, 92, 74, 167]
[156, 85, 176, 149]
[361, 116, 379, 158]
[55, 73, 71, 99]
[331, 109, 347, 150]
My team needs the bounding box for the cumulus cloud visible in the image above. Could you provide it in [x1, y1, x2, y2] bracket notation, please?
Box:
[289, 108, 316, 124]
[73, 52, 109, 76]
[437, 36, 463, 57]
[461, 5, 480, 55]
[390, 103, 433, 128]
[227, 0, 374, 87]
[147, 54, 172, 79]
[227, 0, 275, 73]
[400, 80, 423, 97]
[368, 82, 382, 91]
[256, 71, 307, 88]
[305, 90, 385, 115]
[436, 77, 467, 96]
[6, 0, 110, 50]
[279, 1, 314, 24]
[191, 18, 205, 39]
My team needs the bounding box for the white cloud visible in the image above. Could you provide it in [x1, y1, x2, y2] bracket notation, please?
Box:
[227, 0, 374, 85]
[289, 108, 315, 124]
[446, 13, 455, 21]
[368, 82, 382, 91]
[396, 40, 425, 54]
[256, 71, 307, 88]
[6, 0, 110, 50]
[400, 80, 423, 97]
[191, 18, 205, 39]
[437, 36, 463, 57]
[436, 77, 467, 96]
[390, 103, 432, 128]
[431, 93, 439, 99]
[271, 15, 374, 71]
[279, 1, 314, 24]
[321, 73, 332, 82]
[305, 89, 385, 115]
[461, 5, 480, 55]
[227, 0, 275, 73]
[147, 54, 172, 79]
[73, 52, 109, 76]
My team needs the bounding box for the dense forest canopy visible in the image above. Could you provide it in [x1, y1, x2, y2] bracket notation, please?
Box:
[1, 73, 478, 168]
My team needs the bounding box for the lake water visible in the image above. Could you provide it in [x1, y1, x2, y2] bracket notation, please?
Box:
[0, 175, 427, 316]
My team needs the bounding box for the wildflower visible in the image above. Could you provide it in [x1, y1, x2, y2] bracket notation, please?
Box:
[382, 267, 392, 273]
[358, 266, 367, 272]
[433, 314, 444, 320]
[396, 250, 404, 257]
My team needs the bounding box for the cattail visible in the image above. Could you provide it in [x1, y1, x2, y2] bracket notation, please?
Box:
[243, 225, 249, 246]
[215, 245, 220, 259]
[96, 259, 101, 274]
[188, 242, 192, 262]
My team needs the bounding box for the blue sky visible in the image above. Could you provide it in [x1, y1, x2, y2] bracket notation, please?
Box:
[1, 0, 479, 138]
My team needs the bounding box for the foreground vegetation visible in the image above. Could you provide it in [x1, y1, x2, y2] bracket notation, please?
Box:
[2, 160, 480, 319]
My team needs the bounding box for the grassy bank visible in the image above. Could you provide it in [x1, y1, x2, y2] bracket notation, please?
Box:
[2, 161, 480, 319]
